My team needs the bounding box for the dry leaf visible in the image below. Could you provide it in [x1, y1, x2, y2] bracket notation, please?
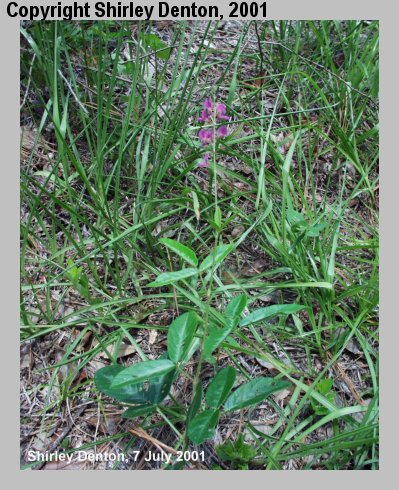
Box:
[231, 225, 245, 238]
[20, 344, 33, 369]
[86, 415, 121, 435]
[148, 329, 158, 345]
[98, 342, 136, 359]
[272, 388, 291, 405]
[255, 358, 276, 370]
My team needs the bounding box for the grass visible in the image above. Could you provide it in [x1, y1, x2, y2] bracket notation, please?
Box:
[20, 20, 379, 470]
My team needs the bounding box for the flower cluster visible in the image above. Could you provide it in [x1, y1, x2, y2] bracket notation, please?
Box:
[197, 98, 229, 168]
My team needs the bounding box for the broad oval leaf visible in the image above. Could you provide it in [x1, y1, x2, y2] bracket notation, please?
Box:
[110, 359, 176, 389]
[205, 367, 236, 409]
[239, 304, 305, 327]
[199, 243, 234, 272]
[204, 325, 231, 362]
[94, 365, 148, 404]
[159, 238, 198, 267]
[188, 409, 220, 445]
[147, 268, 198, 287]
[224, 377, 291, 412]
[167, 311, 198, 363]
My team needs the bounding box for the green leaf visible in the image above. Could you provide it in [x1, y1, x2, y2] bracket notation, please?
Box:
[147, 362, 175, 404]
[187, 382, 203, 422]
[239, 304, 306, 327]
[215, 434, 257, 468]
[188, 409, 220, 445]
[199, 243, 234, 272]
[159, 238, 198, 267]
[205, 367, 236, 409]
[204, 295, 247, 361]
[94, 365, 148, 404]
[167, 312, 198, 363]
[66, 259, 82, 287]
[204, 324, 224, 362]
[147, 268, 198, 287]
[214, 206, 222, 229]
[310, 378, 335, 416]
[317, 378, 333, 395]
[122, 405, 156, 418]
[225, 295, 247, 327]
[110, 359, 176, 389]
[224, 377, 291, 412]
[287, 208, 307, 228]
[181, 335, 201, 365]
[282, 132, 299, 174]
[306, 222, 326, 237]
[142, 33, 171, 60]
[95, 355, 175, 406]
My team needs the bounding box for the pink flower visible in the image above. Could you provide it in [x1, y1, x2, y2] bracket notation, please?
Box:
[198, 129, 214, 145]
[198, 109, 211, 123]
[216, 103, 229, 121]
[198, 98, 215, 123]
[204, 98, 213, 110]
[197, 153, 210, 167]
[217, 126, 228, 138]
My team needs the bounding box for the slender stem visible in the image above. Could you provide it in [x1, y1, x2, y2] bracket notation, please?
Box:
[212, 100, 218, 210]
[183, 99, 221, 449]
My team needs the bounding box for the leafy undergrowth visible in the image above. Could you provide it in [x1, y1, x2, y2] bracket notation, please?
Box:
[20, 20, 379, 470]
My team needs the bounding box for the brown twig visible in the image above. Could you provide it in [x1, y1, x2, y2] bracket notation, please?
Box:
[129, 427, 179, 455]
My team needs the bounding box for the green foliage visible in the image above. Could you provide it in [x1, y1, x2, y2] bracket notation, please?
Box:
[142, 33, 171, 60]
[205, 367, 236, 409]
[311, 378, 336, 416]
[239, 304, 306, 327]
[204, 295, 247, 361]
[94, 365, 150, 404]
[188, 408, 220, 445]
[122, 405, 157, 418]
[147, 268, 198, 287]
[187, 382, 203, 422]
[216, 434, 257, 469]
[159, 238, 198, 267]
[199, 243, 235, 273]
[224, 378, 291, 412]
[94, 295, 292, 445]
[167, 311, 199, 363]
[94, 360, 175, 407]
[65, 259, 90, 300]
[110, 359, 175, 389]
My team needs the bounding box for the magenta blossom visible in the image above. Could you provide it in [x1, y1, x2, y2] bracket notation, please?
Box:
[196, 98, 230, 171]
[216, 103, 229, 121]
[204, 98, 213, 109]
[217, 126, 228, 138]
[198, 109, 210, 123]
[198, 98, 214, 123]
[198, 128, 214, 145]
[197, 153, 210, 168]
